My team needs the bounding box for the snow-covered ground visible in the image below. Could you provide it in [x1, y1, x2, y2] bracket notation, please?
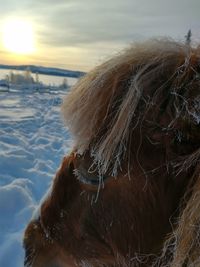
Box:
[0, 84, 74, 266]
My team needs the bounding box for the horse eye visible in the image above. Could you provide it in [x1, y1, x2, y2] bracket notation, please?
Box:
[74, 153, 107, 186]
[74, 167, 107, 185]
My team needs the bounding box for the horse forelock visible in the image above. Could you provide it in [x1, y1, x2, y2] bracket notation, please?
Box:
[62, 39, 200, 177]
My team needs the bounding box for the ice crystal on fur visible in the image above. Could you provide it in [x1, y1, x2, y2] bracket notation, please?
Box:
[62, 39, 200, 178]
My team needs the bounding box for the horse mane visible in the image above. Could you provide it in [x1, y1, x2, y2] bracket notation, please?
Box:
[62, 38, 200, 177]
[61, 39, 200, 266]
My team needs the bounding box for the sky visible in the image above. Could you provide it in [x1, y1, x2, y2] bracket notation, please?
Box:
[0, 0, 200, 71]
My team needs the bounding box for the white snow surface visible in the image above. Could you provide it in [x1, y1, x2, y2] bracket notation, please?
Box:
[0, 85, 73, 266]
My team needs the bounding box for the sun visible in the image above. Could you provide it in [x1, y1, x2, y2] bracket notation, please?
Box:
[2, 18, 35, 54]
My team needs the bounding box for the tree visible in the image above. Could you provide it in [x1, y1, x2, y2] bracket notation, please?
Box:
[60, 78, 68, 89]
[24, 67, 33, 83]
[35, 72, 39, 84]
[185, 29, 192, 46]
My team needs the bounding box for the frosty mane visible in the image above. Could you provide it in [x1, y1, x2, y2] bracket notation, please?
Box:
[62, 39, 200, 176]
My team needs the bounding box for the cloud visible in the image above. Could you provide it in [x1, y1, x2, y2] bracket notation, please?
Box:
[26, 0, 200, 48]
[1, 0, 200, 69]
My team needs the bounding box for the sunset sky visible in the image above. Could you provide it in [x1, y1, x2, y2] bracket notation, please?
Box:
[0, 0, 200, 71]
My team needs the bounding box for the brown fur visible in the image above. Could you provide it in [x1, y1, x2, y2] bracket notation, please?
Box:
[24, 39, 200, 267]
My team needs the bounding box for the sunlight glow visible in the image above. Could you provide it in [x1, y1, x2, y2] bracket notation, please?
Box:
[2, 18, 35, 54]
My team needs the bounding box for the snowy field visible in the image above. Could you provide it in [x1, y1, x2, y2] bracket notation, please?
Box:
[0, 83, 75, 266]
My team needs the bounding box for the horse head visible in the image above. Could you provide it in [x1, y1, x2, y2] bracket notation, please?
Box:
[24, 39, 200, 267]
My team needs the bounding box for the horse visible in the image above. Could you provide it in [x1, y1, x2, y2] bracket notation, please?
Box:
[23, 39, 200, 267]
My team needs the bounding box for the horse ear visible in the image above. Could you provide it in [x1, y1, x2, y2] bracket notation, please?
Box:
[40, 153, 81, 238]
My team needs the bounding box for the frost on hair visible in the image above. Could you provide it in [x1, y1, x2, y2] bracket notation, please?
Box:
[61, 39, 200, 177]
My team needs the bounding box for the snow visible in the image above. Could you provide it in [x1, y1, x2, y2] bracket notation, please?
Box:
[0, 82, 75, 266]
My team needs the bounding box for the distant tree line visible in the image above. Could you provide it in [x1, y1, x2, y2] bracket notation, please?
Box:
[2, 67, 68, 89]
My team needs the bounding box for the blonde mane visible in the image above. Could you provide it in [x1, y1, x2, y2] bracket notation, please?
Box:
[62, 39, 199, 177]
